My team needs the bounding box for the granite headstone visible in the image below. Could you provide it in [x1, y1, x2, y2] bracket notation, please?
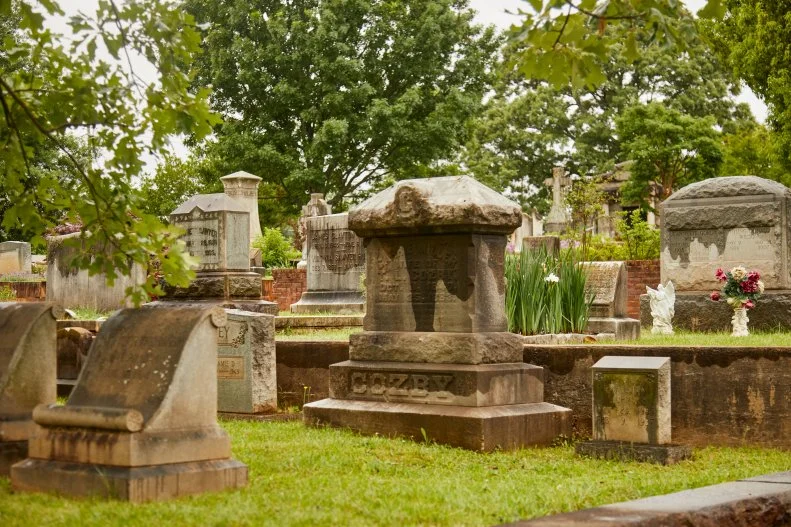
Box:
[584, 261, 640, 340]
[0, 242, 31, 274]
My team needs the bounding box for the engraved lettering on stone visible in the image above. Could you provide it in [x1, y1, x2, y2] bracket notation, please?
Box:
[171, 211, 221, 271]
[348, 372, 456, 400]
[217, 356, 244, 380]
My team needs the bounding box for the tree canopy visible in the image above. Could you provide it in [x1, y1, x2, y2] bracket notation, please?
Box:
[185, 0, 499, 218]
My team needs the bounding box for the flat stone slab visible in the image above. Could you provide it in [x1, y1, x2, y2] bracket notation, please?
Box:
[586, 317, 640, 341]
[11, 458, 248, 503]
[0, 440, 27, 476]
[506, 470, 791, 526]
[303, 399, 571, 451]
[575, 440, 692, 465]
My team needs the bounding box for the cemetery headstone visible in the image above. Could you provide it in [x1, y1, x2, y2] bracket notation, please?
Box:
[297, 193, 333, 269]
[576, 356, 691, 464]
[303, 176, 571, 451]
[522, 236, 560, 255]
[543, 166, 571, 233]
[11, 304, 248, 502]
[584, 261, 640, 340]
[646, 176, 791, 331]
[168, 193, 277, 314]
[220, 171, 263, 266]
[291, 213, 365, 314]
[0, 302, 60, 475]
[0, 241, 31, 275]
[217, 309, 277, 414]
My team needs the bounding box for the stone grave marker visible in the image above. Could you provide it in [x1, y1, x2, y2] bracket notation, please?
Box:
[0, 302, 60, 475]
[11, 304, 248, 502]
[217, 309, 276, 414]
[168, 194, 276, 314]
[220, 171, 263, 266]
[291, 213, 365, 314]
[297, 193, 333, 270]
[646, 176, 791, 331]
[0, 242, 31, 275]
[543, 167, 571, 233]
[303, 176, 571, 451]
[522, 236, 560, 255]
[576, 355, 691, 464]
[583, 261, 640, 340]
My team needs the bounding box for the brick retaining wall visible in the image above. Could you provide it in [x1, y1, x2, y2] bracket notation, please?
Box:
[625, 260, 660, 319]
[270, 268, 307, 312]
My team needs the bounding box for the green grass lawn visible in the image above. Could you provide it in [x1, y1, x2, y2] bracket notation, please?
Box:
[614, 329, 791, 347]
[1, 420, 789, 526]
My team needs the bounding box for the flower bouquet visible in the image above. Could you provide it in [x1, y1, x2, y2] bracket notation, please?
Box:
[709, 266, 764, 336]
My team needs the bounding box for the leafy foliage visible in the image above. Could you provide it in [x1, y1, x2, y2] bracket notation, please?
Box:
[252, 227, 300, 269]
[186, 0, 499, 219]
[0, 0, 220, 304]
[564, 176, 604, 258]
[615, 209, 659, 260]
[139, 155, 212, 220]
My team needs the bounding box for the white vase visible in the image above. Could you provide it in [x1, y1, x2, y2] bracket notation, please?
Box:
[731, 307, 749, 337]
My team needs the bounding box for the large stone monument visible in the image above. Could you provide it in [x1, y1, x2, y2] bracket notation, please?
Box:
[297, 193, 333, 269]
[11, 304, 248, 502]
[584, 261, 640, 340]
[290, 213, 365, 314]
[168, 193, 276, 314]
[0, 241, 31, 275]
[217, 309, 277, 414]
[0, 303, 60, 475]
[643, 176, 791, 331]
[543, 167, 571, 233]
[220, 171, 263, 266]
[303, 176, 571, 451]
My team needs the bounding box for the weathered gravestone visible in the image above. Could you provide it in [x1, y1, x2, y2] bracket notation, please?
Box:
[11, 304, 248, 502]
[576, 356, 691, 464]
[297, 193, 333, 270]
[543, 167, 571, 233]
[0, 303, 60, 475]
[217, 309, 277, 414]
[303, 176, 571, 451]
[584, 261, 640, 340]
[522, 235, 560, 255]
[0, 242, 31, 275]
[220, 171, 263, 266]
[168, 194, 276, 314]
[643, 176, 791, 331]
[291, 213, 365, 314]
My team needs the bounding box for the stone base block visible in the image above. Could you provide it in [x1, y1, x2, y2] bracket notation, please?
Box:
[349, 331, 524, 364]
[0, 440, 27, 476]
[152, 299, 278, 315]
[11, 458, 248, 502]
[641, 290, 791, 332]
[303, 399, 571, 451]
[575, 440, 692, 465]
[290, 291, 364, 314]
[329, 361, 544, 406]
[166, 272, 264, 300]
[586, 317, 640, 341]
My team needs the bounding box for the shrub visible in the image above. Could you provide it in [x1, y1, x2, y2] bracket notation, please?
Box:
[252, 228, 301, 269]
[616, 209, 660, 260]
[505, 248, 594, 335]
[0, 286, 16, 301]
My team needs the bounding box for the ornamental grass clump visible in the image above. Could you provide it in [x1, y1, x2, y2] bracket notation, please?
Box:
[505, 247, 594, 335]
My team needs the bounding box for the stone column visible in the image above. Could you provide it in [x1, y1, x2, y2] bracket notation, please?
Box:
[303, 176, 571, 451]
[220, 171, 262, 241]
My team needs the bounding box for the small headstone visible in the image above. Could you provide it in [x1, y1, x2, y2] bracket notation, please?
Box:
[0, 242, 31, 274]
[11, 304, 248, 501]
[522, 236, 560, 255]
[220, 171, 263, 266]
[0, 303, 60, 475]
[297, 193, 333, 269]
[217, 309, 276, 414]
[576, 355, 691, 464]
[304, 176, 571, 451]
[584, 261, 640, 340]
[290, 213, 365, 314]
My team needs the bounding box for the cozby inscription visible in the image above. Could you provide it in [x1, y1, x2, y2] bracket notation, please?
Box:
[349, 371, 453, 401]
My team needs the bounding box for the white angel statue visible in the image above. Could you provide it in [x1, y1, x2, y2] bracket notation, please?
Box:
[646, 281, 675, 335]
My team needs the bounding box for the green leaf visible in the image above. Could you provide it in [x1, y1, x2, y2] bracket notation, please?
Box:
[698, 0, 726, 20]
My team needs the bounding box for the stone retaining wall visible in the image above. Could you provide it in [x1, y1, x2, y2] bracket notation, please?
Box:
[0, 280, 46, 300]
[271, 268, 307, 312]
[625, 260, 660, 319]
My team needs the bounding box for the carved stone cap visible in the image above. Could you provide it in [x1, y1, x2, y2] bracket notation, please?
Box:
[349, 176, 522, 236]
[220, 171, 262, 183]
[666, 176, 791, 202]
[171, 193, 247, 215]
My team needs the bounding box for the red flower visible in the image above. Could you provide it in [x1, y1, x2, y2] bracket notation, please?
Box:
[710, 291, 721, 301]
[745, 300, 755, 309]
[715, 268, 727, 282]
[740, 280, 758, 293]
[747, 271, 760, 282]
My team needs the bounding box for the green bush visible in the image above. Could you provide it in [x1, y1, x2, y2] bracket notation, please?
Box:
[252, 228, 301, 269]
[505, 248, 594, 335]
[616, 209, 660, 260]
[0, 286, 16, 301]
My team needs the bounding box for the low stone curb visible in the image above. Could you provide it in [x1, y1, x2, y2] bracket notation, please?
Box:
[275, 314, 363, 329]
[503, 470, 791, 526]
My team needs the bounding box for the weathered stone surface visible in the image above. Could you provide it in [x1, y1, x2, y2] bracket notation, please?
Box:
[56, 327, 94, 380]
[522, 236, 560, 255]
[661, 176, 791, 291]
[0, 241, 31, 274]
[276, 314, 363, 329]
[297, 193, 333, 270]
[12, 304, 247, 501]
[586, 318, 640, 341]
[329, 361, 544, 407]
[349, 331, 524, 364]
[349, 176, 522, 236]
[0, 302, 60, 475]
[217, 309, 276, 414]
[576, 440, 691, 465]
[640, 290, 791, 332]
[166, 273, 262, 299]
[584, 261, 628, 318]
[220, 171, 262, 241]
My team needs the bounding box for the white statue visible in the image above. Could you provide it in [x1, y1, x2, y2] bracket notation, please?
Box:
[646, 281, 675, 335]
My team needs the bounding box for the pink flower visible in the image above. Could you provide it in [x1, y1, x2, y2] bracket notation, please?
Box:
[710, 291, 721, 301]
[506, 242, 515, 254]
[744, 300, 755, 309]
[740, 280, 758, 293]
[747, 271, 760, 282]
[715, 268, 727, 282]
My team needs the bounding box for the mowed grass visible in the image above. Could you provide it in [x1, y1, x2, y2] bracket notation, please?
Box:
[1, 420, 789, 526]
[616, 329, 791, 347]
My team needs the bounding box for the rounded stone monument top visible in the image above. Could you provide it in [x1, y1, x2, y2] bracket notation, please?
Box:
[171, 193, 247, 215]
[349, 176, 522, 236]
[667, 176, 791, 202]
[220, 171, 262, 183]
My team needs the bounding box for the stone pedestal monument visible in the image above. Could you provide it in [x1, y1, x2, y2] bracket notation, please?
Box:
[297, 193, 333, 269]
[303, 176, 571, 451]
[11, 304, 248, 502]
[167, 193, 276, 314]
[220, 171, 263, 266]
[543, 167, 571, 233]
[0, 303, 61, 475]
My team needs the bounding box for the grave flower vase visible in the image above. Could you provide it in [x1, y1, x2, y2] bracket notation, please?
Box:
[731, 307, 749, 337]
